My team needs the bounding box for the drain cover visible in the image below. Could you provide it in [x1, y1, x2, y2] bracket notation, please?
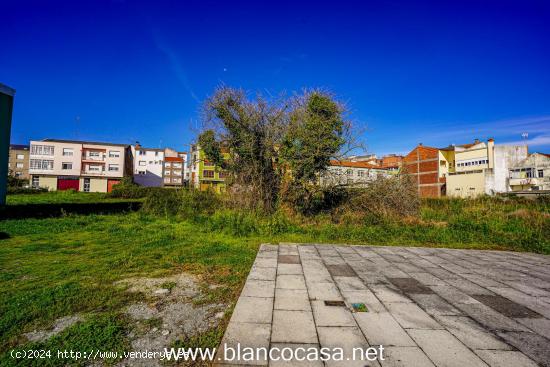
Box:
[324, 300, 346, 307]
[351, 303, 368, 312]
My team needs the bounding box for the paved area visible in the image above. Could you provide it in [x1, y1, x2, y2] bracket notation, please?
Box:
[216, 244, 550, 367]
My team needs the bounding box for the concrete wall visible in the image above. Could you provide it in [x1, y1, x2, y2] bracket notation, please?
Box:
[491, 145, 528, 193]
[0, 84, 15, 205]
[34, 175, 57, 191]
[447, 171, 486, 198]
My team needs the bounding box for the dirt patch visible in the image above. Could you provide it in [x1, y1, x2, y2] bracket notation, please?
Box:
[24, 315, 83, 342]
[116, 273, 226, 367]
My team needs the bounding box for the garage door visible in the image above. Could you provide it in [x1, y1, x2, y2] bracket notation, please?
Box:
[57, 178, 79, 191]
[107, 179, 121, 193]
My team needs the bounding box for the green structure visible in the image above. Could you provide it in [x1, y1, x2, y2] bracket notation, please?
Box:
[0, 83, 16, 205]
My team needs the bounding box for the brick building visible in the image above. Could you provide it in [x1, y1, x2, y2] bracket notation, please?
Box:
[402, 144, 448, 197]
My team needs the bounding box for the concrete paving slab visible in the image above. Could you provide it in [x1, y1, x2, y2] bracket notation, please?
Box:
[306, 282, 342, 301]
[311, 300, 356, 327]
[274, 289, 311, 311]
[241, 280, 276, 298]
[381, 346, 436, 367]
[268, 344, 324, 367]
[271, 310, 318, 344]
[474, 350, 539, 367]
[408, 329, 488, 367]
[384, 302, 443, 329]
[354, 312, 416, 347]
[278, 264, 303, 275]
[317, 326, 381, 367]
[434, 315, 512, 350]
[248, 266, 277, 281]
[217, 322, 271, 366]
[276, 275, 307, 290]
[231, 296, 273, 324]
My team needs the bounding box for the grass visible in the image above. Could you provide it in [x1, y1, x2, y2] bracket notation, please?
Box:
[5, 191, 142, 205]
[0, 193, 548, 365]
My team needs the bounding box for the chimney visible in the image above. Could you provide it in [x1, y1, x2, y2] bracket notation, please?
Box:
[419, 143, 423, 146]
[474, 139, 480, 144]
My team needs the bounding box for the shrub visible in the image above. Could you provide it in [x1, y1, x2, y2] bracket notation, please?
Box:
[343, 176, 420, 222]
[141, 189, 182, 216]
[179, 189, 220, 218]
[108, 177, 151, 199]
[7, 187, 48, 195]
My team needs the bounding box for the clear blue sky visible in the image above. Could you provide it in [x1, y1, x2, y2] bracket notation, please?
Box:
[2, 0, 549, 155]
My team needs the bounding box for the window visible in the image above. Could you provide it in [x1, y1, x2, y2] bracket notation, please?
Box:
[138, 150, 145, 155]
[109, 150, 120, 158]
[219, 171, 226, 179]
[138, 171, 146, 175]
[149, 161, 153, 164]
[88, 165, 101, 172]
[172, 178, 181, 183]
[173, 170, 182, 176]
[62, 162, 73, 170]
[32, 176, 39, 188]
[165, 162, 172, 167]
[204, 160, 213, 166]
[15, 172, 22, 177]
[16, 162, 23, 168]
[538, 170, 544, 178]
[155, 151, 159, 157]
[164, 170, 170, 176]
[108, 164, 119, 172]
[16, 154, 25, 160]
[30, 159, 53, 170]
[164, 177, 170, 183]
[63, 148, 73, 156]
[173, 163, 182, 168]
[89, 151, 100, 158]
[203, 170, 214, 178]
[138, 161, 146, 166]
[83, 178, 90, 192]
[346, 169, 353, 176]
[31, 145, 54, 155]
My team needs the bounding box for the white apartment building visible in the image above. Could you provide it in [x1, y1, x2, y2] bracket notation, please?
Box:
[509, 153, 550, 191]
[131, 145, 188, 187]
[29, 139, 132, 192]
[131, 145, 165, 187]
[320, 160, 390, 187]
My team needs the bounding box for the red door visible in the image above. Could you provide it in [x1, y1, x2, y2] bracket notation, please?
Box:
[107, 179, 120, 193]
[57, 178, 80, 191]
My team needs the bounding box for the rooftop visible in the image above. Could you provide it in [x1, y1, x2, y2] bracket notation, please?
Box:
[41, 138, 129, 148]
[10, 144, 29, 150]
[330, 160, 386, 169]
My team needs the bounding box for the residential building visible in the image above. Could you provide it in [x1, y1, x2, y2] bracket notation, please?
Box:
[163, 154, 186, 187]
[320, 160, 390, 187]
[446, 139, 527, 198]
[509, 153, 550, 191]
[132, 145, 165, 187]
[189, 144, 228, 193]
[402, 144, 448, 198]
[8, 144, 29, 180]
[0, 83, 15, 205]
[29, 139, 132, 192]
[348, 153, 403, 174]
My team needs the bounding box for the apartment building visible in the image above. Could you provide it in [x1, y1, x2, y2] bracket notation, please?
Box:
[132, 145, 165, 187]
[402, 144, 448, 198]
[446, 139, 527, 198]
[189, 144, 227, 193]
[8, 144, 30, 179]
[29, 139, 132, 192]
[348, 154, 403, 174]
[163, 153, 187, 187]
[509, 153, 550, 191]
[320, 160, 390, 187]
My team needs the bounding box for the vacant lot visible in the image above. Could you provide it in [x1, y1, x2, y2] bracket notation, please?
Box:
[0, 192, 548, 365]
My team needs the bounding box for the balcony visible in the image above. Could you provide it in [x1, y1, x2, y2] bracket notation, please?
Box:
[509, 177, 541, 186]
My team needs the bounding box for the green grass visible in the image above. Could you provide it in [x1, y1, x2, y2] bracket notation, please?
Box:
[6, 191, 142, 205]
[0, 193, 548, 365]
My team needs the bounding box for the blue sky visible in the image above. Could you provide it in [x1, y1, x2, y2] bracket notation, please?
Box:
[2, 0, 549, 155]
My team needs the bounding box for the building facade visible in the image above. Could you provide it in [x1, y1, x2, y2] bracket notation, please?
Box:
[132, 145, 165, 187]
[29, 139, 132, 193]
[189, 145, 227, 193]
[402, 144, 448, 198]
[509, 153, 550, 191]
[446, 139, 527, 198]
[163, 155, 186, 187]
[320, 160, 390, 187]
[8, 144, 30, 180]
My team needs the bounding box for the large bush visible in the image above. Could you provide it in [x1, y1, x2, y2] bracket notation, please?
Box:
[140, 188, 220, 218]
[343, 176, 420, 222]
